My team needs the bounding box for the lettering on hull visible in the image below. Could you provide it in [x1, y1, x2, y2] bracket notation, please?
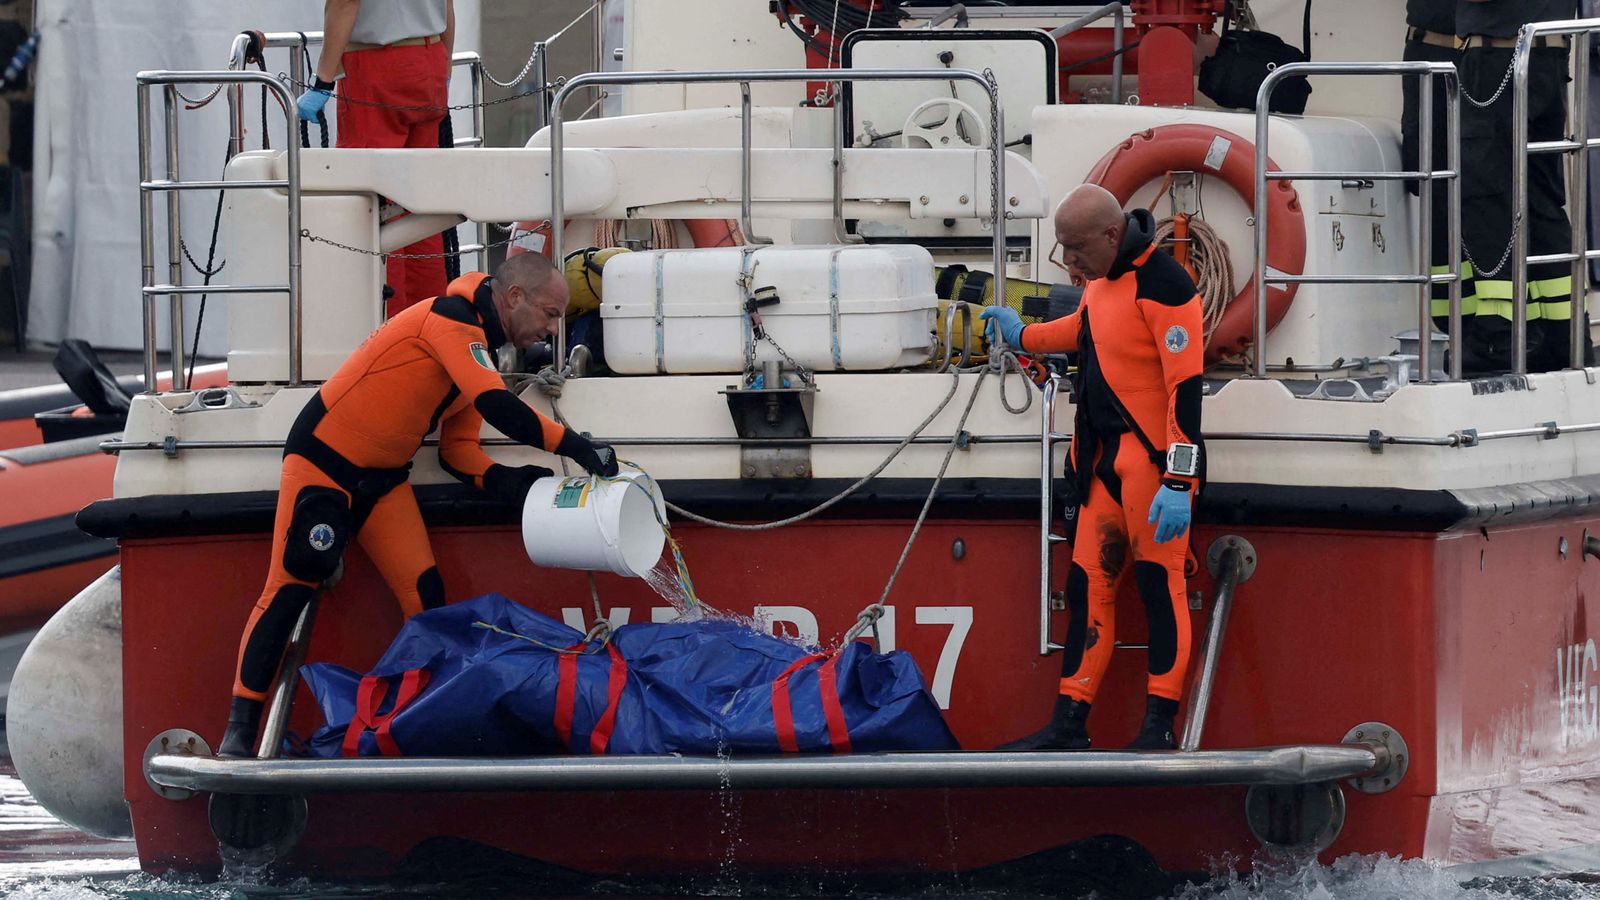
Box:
[1556, 639, 1599, 748]
[561, 603, 973, 709]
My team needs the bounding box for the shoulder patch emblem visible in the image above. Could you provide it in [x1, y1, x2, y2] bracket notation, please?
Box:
[470, 342, 496, 370]
[1164, 325, 1190, 354]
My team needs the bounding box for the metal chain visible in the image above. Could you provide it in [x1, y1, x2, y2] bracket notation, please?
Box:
[1461, 213, 1521, 279]
[760, 332, 814, 384]
[300, 227, 522, 259]
[1460, 33, 1526, 109]
[281, 73, 554, 113]
[480, 42, 545, 88]
[180, 238, 226, 278]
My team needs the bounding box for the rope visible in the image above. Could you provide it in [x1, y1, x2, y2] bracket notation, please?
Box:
[1154, 214, 1234, 343]
[662, 371, 964, 531]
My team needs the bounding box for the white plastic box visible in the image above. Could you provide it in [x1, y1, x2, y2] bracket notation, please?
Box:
[601, 244, 937, 375]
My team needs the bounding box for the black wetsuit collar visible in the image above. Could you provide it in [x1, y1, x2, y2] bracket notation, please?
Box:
[1105, 209, 1156, 281]
[472, 277, 508, 352]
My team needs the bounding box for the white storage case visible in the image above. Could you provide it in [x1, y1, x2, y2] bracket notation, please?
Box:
[601, 244, 937, 375]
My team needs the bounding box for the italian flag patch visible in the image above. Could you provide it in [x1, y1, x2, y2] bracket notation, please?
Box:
[470, 342, 495, 370]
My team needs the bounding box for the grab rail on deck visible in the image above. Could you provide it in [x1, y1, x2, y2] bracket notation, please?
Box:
[1047, 2, 1125, 105]
[1511, 17, 1600, 373]
[1253, 61, 1463, 381]
[136, 70, 303, 390]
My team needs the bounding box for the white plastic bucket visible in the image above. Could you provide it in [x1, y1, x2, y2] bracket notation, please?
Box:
[521, 472, 668, 578]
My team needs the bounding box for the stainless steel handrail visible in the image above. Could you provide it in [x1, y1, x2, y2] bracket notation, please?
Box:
[548, 68, 1009, 370]
[1180, 546, 1243, 751]
[937, 300, 975, 372]
[1510, 18, 1600, 372]
[137, 70, 302, 388]
[1253, 62, 1462, 381]
[149, 744, 1391, 794]
[1038, 374, 1070, 656]
[1048, 2, 1125, 105]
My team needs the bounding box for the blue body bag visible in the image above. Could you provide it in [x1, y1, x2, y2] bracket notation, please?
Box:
[301, 594, 959, 757]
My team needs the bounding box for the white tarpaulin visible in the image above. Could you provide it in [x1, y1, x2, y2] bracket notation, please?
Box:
[30, 0, 480, 357]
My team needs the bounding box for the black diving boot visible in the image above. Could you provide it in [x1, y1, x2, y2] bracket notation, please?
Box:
[217, 697, 263, 758]
[1125, 695, 1180, 750]
[997, 695, 1092, 751]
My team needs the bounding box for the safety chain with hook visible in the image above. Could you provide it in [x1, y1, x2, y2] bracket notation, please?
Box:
[300, 227, 521, 259]
[1461, 213, 1520, 279]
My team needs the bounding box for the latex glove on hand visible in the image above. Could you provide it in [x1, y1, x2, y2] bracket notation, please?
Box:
[978, 305, 1025, 349]
[296, 79, 334, 121]
[1147, 485, 1192, 544]
[557, 430, 620, 478]
[483, 464, 555, 506]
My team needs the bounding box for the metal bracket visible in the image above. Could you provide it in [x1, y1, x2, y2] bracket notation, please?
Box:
[144, 728, 211, 800]
[162, 435, 179, 458]
[1206, 535, 1257, 584]
[1457, 427, 1479, 447]
[1540, 420, 1560, 440]
[174, 387, 258, 414]
[1367, 429, 1385, 453]
[1343, 721, 1409, 794]
[722, 370, 817, 479]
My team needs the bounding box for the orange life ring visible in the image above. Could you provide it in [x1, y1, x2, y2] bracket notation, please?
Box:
[1085, 124, 1305, 361]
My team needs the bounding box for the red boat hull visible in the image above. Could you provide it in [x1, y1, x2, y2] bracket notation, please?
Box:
[114, 512, 1600, 876]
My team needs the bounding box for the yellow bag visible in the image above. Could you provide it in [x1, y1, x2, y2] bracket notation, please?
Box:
[563, 246, 632, 318]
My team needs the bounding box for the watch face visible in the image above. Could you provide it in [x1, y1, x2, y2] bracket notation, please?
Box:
[1169, 444, 1197, 477]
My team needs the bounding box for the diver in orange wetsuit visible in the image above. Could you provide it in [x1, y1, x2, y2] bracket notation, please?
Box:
[982, 184, 1205, 750]
[219, 252, 619, 757]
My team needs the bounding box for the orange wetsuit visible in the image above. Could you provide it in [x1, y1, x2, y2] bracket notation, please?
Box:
[233, 272, 568, 702]
[1019, 209, 1206, 705]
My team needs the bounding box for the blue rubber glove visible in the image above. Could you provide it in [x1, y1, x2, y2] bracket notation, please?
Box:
[1148, 485, 1192, 544]
[978, 305, 1025, 349]
[297, 85, 332, 121]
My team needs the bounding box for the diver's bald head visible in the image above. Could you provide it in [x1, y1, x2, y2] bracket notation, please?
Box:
[1051, 183, 1128, 282]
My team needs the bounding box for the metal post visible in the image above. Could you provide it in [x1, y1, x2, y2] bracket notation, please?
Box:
[1570, 31, 1591, 370]
[163, 86, 188, 391]
[226, 33, 250, 161]
[1179, 547, 1242, 752]
[741, 82, 771, 245]
[831, 80, 857, 244]
[256, 595, 319, 760]
[532, 41, 550, 132]
[990, 81, 1007, 308]
[470, 57, 489, 272]
[1252, 96, 1271, 377]
[286, 84, 304, 387]
[138, 83, 158, 392]
[1511, 30, 1532, 376]
[1416, 71, 1435, 382]
[1039, 375, 1058, 656]
[1447, 71, 1463, 381]
[1111, 5, 1124, 106]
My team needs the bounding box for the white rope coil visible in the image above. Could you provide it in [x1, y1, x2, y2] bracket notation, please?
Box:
[1153, 216, 1234, 344]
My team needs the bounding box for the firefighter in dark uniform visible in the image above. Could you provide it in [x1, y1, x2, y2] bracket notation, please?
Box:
[218, 253, 619, 757]
[1402, 0, 1460, 338]
[1455, 0, 1589, 374]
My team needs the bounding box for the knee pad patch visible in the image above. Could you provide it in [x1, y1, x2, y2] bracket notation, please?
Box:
[282, 486, 352, 583]
[1059, 563, 1092, 678]
[1133, 560, 1179, 676]
[417, 566, 445, 611]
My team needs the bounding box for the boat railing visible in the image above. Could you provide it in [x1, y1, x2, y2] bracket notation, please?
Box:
[544, 67, 1010, 369]
[1511, 17, 1600, 373]
[1046, 3, 1126, 105]
[1252, 61, 1464, 380]
[135, 70, 304, 390]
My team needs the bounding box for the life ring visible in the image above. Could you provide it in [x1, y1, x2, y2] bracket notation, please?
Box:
[1084, 124, 1305, 361]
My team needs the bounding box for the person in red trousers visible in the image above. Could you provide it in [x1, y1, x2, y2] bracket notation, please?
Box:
[297, 0, 457, 317]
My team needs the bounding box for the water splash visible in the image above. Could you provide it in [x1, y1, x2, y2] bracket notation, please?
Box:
[1174, 851, 1600, 900]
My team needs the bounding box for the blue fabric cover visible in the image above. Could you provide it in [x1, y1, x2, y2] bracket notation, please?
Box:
[301, 593, 959, 756]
